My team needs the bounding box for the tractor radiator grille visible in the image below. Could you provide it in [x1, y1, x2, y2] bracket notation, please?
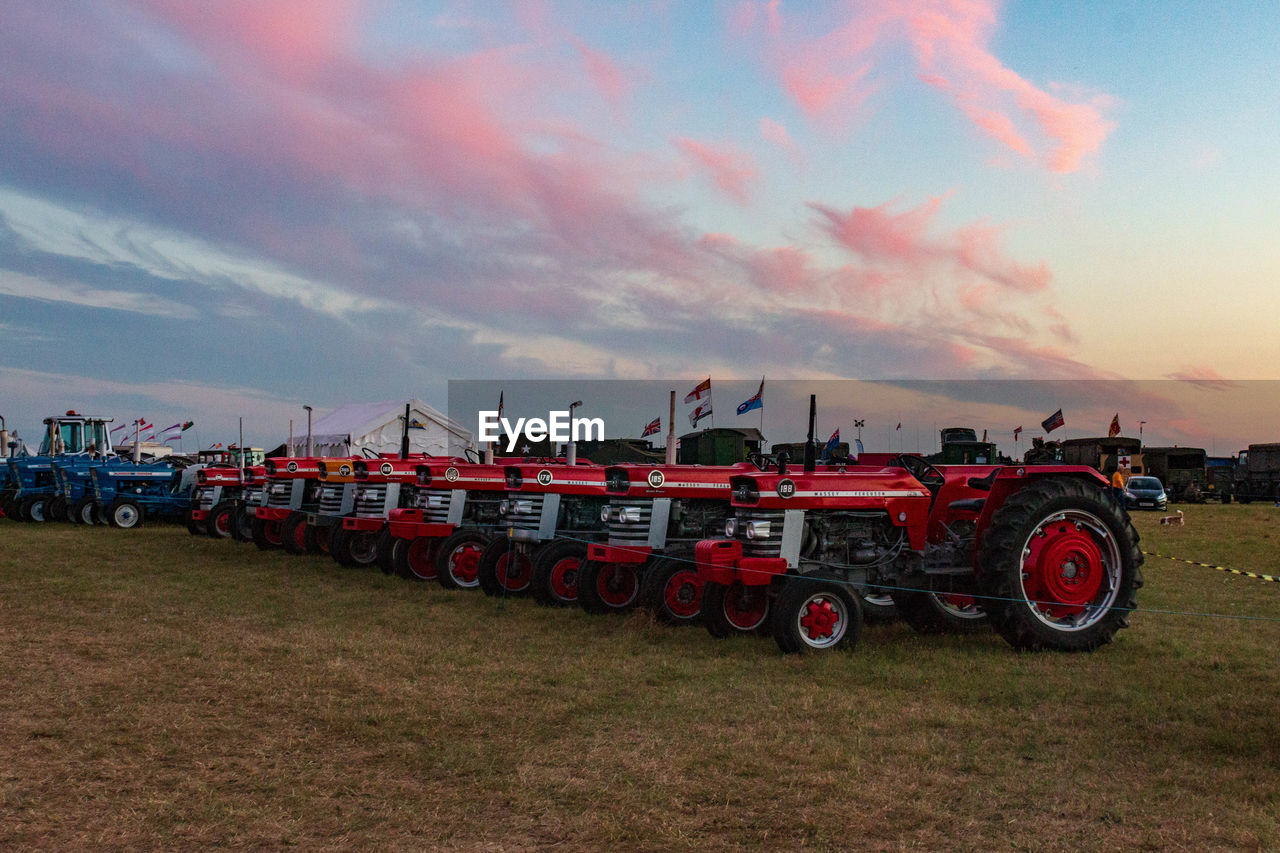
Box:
[242, 485, 264, 507]
[354, 484, 388, 518]
[606, 498, 653, 547]
[508, 494, 545, 534]
[318, 485, 345, 515]
[735, 509, 787, 558]
[194, 486, 216, 512]
[415, 489, 453, 524]
[266, 481, 294, 509]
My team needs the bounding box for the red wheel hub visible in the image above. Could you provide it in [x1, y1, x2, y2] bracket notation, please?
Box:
[799, 596, 840, 641]
[450, 544, 482, 584]
[265, 520, 284, 545]
[723, 582, 768, 631]
[407, 538, 437, 579]
[596, 563, 639, 608]
[663, 568, 704, 619]
[1022, 521, 1105, 616]
[495, 551, 532, 591]
[293, 521, 307, 550]
[214, 513, 230, 536]
[549, 557, 580, 601]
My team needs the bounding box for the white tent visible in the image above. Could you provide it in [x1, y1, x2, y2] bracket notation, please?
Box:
[288, 399, 474, 458]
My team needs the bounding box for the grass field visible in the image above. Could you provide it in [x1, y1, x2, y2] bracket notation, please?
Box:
[3, 503, 1280, 850]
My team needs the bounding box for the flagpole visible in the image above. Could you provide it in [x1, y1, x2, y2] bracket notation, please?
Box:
[709, 378, 714, 429]
[758, 375, 765, 440]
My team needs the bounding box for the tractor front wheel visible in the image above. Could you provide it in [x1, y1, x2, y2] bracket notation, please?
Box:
[207, 502, 235, 539]
[395, 536, 439, 581]
[47, 495, 68, 522]
[21, 495, 49, 523]
[477, 538, 534, 596]
[375, 528, 397, 575]
[577, 560, 642, 615]
[338, 529, 382, 569]
[108, 500, 144, 530]
[434, 530, 486, 590]
[530, 540, 586, 607]
[702, 580, 771, 638]
[641, 557, 705, 625]
[73, 497, 98, 525]
[251, 515, 283, 550]
[281, 512, 310, 556]
[978, 476, 1142, 652]
[772, 574, 860, 654]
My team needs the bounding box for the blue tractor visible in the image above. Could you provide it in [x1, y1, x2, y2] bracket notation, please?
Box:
[90, 462, 205, 529]
[1, 412, 116, 522]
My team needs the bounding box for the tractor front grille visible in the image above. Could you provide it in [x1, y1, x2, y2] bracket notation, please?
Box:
[734, 509, 787, 558]
[266, 481, 294, 509]
[354, 484, 388, 518]
[194, 486, 216, 512]
[606, 498, 653, 547]
[318, 485, 346, 515]
[242, 485, 264, 507]
[415, 488, 453, 524]
[507, 494, 545, 534]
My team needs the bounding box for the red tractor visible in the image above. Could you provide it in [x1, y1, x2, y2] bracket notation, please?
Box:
[331, 457, 428, 569]
[476, 462, 610, 605]
[252, 457, 329, 550]
[385, 460, 511, 587]
[694, 449, 1142, 654]
[188, 466, 246, 538]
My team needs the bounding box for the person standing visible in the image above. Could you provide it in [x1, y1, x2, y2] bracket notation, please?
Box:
[1111, 468, 1126, 505]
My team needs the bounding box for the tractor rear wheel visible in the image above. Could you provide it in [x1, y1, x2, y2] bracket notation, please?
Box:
[772, 573, 860, 654]
[395, 536, 439, 581]
[530, 539, 585, 607]
[251, 515, 283, 550]
[434, 530, 485, 590]
[577, 560, 642, 615]
[702, 580, 771, 638]
[978, 476, 1142, 652]
[73, 497, 98, 525]
[641, 557, 705, 625]
[280, 512, 310, 556]
[206, 502, 235, 539]
[477, 538, 533, 596]
[231, 507, 254, 541]
[108, 500, 144, 529]
[860, 591, 898, 622]
[891, 589, 987, 634]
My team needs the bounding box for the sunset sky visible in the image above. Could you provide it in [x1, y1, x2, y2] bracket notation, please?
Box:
[3, 1, 1279, 450]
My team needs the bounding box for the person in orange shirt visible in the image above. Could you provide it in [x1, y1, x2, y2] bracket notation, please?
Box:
[1111, 468, 1126, 504]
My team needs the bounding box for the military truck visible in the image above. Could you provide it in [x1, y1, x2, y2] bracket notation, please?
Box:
[1140, 447, 1210, 502]
[1233, 444, 1280, 503]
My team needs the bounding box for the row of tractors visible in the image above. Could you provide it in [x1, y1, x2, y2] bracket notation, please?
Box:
[5, 404, 1145, 654]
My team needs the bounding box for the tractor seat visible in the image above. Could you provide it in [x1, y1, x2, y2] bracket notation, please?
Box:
[947, 498, 986, 514]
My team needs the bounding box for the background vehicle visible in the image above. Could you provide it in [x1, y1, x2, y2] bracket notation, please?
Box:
[1123, 476, 1168, 511]
[1139, 447, 1208, 502]
[1233, 444, 1280, 503]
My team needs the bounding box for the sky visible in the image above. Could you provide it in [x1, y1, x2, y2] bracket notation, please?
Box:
[3, 1, 1280, 452]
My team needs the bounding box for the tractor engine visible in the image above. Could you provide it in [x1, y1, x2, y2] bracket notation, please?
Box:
[800, 511, 905, 570]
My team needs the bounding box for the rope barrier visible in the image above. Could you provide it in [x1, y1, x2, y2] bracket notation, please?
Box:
[1142, 550, 1280, 583]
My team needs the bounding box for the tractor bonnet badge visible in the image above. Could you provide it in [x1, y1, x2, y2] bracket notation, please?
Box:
[339, 465, 351, 476]
[776, 478, 796, 499]
[647, 470, 665, 489]
[286, 461, 298, 473]
[381, 462, 393, 475]
[444, 466, 460, 481]
[536, 469, 554, 486]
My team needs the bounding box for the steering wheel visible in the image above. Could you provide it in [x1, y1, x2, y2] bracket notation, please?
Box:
[894, 454, 945, 489]
[747, 451, 771, 472]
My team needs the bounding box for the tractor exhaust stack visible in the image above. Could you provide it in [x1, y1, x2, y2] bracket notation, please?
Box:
[400, 403, 411, 460]
[803, 394, 817, 473]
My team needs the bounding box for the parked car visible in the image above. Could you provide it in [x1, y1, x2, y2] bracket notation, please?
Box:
[1124, 476, 1168, 511]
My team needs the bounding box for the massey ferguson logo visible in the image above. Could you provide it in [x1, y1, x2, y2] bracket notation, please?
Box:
[536, 469, 554, 486]
[776, 478, 796, 499]
[646, 470, 665, 489]
[286, 461, 298, 473]
[380, 462, 393, 475]
[444, 467, 460, 482]
[339, 464, 351, 476]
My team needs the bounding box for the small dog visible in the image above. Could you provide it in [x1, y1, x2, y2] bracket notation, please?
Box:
[1160, 510, 1185, 526]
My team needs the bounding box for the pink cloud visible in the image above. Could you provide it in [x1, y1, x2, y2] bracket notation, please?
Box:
[673, 137, 758, 205]
[1165, 368, 1237, 391]
[760, 117, 801, 163]
[811, 197, 944, 265]
[571, 37, 628, 105]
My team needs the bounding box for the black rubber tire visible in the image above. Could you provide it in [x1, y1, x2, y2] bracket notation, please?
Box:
[328, 526, 352, 565]
[1221, 494, 1232, 505]
[231, 506, 254, 542]
[251, 514, 282, 550]
[477, 537, 534, 597]
[72, 497, 99, 525]
[978, 476, 1143, 652]
[702, 580, 772, 638]
[375, 528, 397, 575]
[576, 559, 643, 615]
[640, 556, 705, 625]
[21, 495, 48, 523]
[891, 589, 987, 634]
[280, 512, 310, 556]
[0, 491, 16, 520]
[395, 536, 439, 582]
[108, 499, 144, 530]
[434, 529, 486, 590]
[529, 539, 587, 607]
[47, 495, 67, 522]
[186, 518, 203, 535]
[860, 591, 898, 623]
[772, 573, 861, 653]
[340, 527, 382, 569]
[206, 502, 236, 539]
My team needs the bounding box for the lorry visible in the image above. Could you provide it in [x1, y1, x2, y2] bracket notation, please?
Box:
[1138, 447, 1210, 502]
[1233, 444, 1280, 503]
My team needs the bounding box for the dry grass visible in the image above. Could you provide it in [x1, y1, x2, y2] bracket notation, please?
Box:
[3, 506, 1280, 850]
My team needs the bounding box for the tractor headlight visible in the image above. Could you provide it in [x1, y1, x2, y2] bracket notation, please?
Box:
[724, 518, 737, 538]
[615, 507, 641, 524]
[514, 500, 534, 515]
[427, 495, 446, 509]
[600, 506, 612, 523]
[499, 500, 511, 515]
[745, 520, 771, 540]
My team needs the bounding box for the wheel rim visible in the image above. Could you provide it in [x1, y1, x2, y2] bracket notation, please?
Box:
[350, 532, 379, 564]
[548, 557, 580, 602]
[863, 592, 895, 607]
[80, 503, 95, 525]
[929, 592, 985, 621]
[1019, 509, 1122, 630]
[449, 543, 482, 587]
[596, 563, 639, 608]
[264, 520, 284, 545]
[406, 538, 437, 579]
[30, 501, 46, 522]
[794, 592, 848, 649]
[495, 551, 533, 591]
[293, 521, 308, 550]
[315, 526, 331, 553]
[722, 582, 769, 631]
[214, 512, 231, 537]
[114, 505, 138, 528]
[663, 568, 704, 619]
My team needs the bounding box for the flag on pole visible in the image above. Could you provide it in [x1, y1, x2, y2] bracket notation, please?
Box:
[688, 398, 713, 427]
[110, 423, 129, 433]
[1014, 426, 1023, 440]
[498, 391, 504, 420]
[181, 421, 194, 431]
[1041, 408, 1065, 433]
[854, 438, 864, 455]
[896, 422, 902, 431]
[157, 422, 183, 436]
[642, 417, 661, 437]
[138, 419, 152, 431]
[684, 377, 711, 403]
[1108, 413, 1121, 438]
[822, 428, 840, 460]
[736, 379, 763, 415]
